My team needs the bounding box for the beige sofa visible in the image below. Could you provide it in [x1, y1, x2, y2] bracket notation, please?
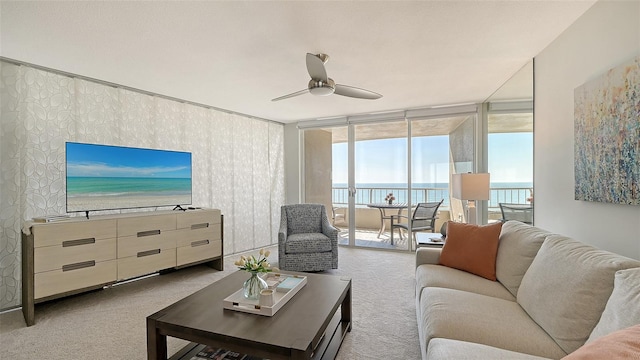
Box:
[415, 221, 640, 359]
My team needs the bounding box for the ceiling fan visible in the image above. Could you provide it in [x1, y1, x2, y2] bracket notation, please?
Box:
[271, 53, 383, 102]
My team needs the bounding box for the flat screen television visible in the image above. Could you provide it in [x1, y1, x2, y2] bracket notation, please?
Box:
[65, 142, 192, 214]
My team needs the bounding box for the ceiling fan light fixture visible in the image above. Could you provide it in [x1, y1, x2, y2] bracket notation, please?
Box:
[308, 78, 335, 96]
[271, 53, 382, 102]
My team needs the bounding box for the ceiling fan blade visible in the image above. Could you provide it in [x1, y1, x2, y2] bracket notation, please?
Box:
[271, 89, 309, 102]
[306, 53, 328, 82]
[334, 84, 382, 100]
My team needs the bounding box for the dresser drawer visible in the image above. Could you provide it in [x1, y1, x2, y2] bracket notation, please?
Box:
[177, 239, 222, 267]
[34, 238, 116, 273]
[176, 209, 221, 229]
[117, 230, 178, 258]
[34, 260, 117, 300]
[32, 219, 117, 248]
[117, 214, 176, 237]
[117, 248, 176, 280]
[175, 224, 221, 248]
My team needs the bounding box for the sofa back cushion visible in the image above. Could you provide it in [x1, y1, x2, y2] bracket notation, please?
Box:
[587, 268, 640, 342]
[496, 221, 549, 297]
[517, 235, 640, 354]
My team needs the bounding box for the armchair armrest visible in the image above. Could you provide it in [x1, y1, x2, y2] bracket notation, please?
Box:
[415, 247, 442, 268]
[321, 213, 339, 240]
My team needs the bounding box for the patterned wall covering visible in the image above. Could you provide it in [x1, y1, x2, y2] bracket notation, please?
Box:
[0, 61, 285, 310]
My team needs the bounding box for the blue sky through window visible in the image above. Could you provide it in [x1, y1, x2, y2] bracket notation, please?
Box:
[332, 133, 532, 185]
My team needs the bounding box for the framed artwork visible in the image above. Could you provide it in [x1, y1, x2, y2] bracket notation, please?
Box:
[574, 56, 639, 205]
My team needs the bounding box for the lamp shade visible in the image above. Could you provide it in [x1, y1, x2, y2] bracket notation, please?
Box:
[452, 173, 490, 200]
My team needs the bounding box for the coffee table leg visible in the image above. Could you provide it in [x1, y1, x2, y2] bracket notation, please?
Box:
[342, 282, 352, 332]
[147, 317, 167, 360]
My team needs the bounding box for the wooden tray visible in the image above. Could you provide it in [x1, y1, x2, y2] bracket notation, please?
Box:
[222, 273, 307, 316]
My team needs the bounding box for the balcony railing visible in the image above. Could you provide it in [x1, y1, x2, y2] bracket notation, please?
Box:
[332, 186, 532, 208]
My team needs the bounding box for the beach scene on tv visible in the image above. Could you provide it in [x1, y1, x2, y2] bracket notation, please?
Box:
[66, 142, 192, 213]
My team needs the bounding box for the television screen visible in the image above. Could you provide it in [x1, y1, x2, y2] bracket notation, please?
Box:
[65, 142, 192, 213]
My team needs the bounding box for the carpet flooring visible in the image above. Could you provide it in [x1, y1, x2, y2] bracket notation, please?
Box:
[0, 246, 420, 359]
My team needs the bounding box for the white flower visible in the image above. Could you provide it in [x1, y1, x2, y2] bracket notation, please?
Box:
[235, 248, 273, 273]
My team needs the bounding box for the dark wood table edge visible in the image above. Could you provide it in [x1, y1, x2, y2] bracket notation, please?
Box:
[148, 275, 352, 360]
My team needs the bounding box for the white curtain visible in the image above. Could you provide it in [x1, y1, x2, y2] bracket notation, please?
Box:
[0, 61, 285, 309]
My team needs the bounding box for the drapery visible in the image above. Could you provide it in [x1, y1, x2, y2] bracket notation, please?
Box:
[0, 61, 285, 309]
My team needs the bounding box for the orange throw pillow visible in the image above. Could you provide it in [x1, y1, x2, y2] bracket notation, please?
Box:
[562, 324, 640, 359]
[439, 221, 503, 281]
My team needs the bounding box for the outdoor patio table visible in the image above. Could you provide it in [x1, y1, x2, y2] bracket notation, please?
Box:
[366, 203, 411, 241]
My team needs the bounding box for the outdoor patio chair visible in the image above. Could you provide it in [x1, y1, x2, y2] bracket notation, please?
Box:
[389, 200, 443, 244]
[278, 204, 338, 272]
[499, 203, 533, 224]
[332, 206, 346, 227]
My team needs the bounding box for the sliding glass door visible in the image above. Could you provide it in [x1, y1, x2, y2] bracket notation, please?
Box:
[301, 105, 480, 252]
[352, 121, 408, 250]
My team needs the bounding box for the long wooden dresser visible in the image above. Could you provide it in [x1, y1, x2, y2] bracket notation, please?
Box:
[22, 208, 223, 326]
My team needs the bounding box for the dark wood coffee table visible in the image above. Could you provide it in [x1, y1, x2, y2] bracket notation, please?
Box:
[147, 270, 352, 360]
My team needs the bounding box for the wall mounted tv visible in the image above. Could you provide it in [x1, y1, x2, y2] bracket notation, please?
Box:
[65, 142, 192, 214]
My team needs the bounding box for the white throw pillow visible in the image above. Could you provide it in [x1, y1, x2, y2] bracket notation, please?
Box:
[587, 268, 640, 342]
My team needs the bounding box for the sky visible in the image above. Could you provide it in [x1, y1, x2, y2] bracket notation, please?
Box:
[332, 133, 533, 185]
[66, 142, 192, 178]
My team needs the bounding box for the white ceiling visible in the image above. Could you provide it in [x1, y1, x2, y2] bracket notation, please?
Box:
[0, 1, 595, 124]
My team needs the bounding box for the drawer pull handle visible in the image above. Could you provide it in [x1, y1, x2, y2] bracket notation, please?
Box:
[191, 223, 209, 230]
[137, 230, 161, 237]
[62, 260, 96, 272]
[63, 238, 96, 247]
[191, 239, 210, 247]
[137, 249, 161, 257]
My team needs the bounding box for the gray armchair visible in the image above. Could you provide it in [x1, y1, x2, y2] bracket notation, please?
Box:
[278, 204, 338, 272]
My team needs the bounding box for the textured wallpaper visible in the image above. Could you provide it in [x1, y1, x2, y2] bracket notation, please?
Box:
[0, 61, 285, 310]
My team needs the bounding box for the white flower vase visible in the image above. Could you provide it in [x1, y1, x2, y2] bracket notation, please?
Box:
[243, 271, 268, 300]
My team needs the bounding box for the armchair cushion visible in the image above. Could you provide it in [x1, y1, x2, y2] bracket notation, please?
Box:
[285, 233, 333, 254]
[285, 205, 322, 234]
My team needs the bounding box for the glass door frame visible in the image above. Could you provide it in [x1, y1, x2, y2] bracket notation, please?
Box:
[299, 104, 481, 252]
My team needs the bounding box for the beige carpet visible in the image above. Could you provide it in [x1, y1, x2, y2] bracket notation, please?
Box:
[0, 246, 420, 359]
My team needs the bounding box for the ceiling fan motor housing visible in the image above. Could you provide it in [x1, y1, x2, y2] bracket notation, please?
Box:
[308, 78, 335, 96]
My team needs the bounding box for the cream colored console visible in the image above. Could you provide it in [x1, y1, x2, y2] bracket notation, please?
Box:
[22, 208, 223, 326]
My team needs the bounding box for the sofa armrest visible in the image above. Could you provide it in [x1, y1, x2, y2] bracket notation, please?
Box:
[416, 247, 442, 268]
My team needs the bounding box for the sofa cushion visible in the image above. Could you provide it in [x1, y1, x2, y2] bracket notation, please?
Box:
[415, 264, 515, 301]
[419, 287, 567, 359]
[587, 268, 640, 342]
[439, 221, 502, 280]
[284, 233, 332, 254]
[427, 338, 553, 360]
[496, 221, 549, 297]
[517, 235, 640, 354]
[562, 324, 640, 360]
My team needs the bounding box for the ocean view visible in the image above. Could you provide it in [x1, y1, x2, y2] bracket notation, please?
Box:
[332, 182, 533, 206]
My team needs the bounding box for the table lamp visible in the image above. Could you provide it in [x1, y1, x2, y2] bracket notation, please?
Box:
[451, 173, 490, 225]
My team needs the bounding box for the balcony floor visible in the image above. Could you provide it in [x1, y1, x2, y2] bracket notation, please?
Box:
[337, 227, 416, 250]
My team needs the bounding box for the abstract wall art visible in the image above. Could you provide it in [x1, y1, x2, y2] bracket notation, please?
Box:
[574, 56, 639, 205]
